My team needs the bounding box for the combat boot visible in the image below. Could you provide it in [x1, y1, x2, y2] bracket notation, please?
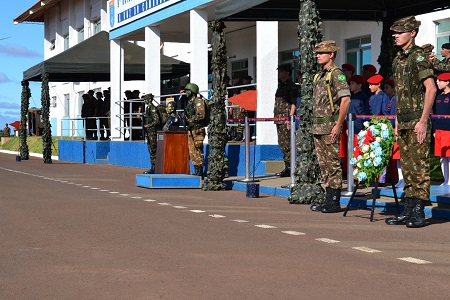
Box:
[321, 188, 342, 213]
[143, 164, 155, 174]
[233, 132, 243, 141]
[275, 162, 291, 177]
[310, 187, 331, 212]
[405, 199, 426, 228]
[192, 166, 204, 178]
[385, 197, 414, 225]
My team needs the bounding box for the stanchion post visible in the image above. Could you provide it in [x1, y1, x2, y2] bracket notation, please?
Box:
[281, 115, 296, 188]
[239, 116, 254, 182]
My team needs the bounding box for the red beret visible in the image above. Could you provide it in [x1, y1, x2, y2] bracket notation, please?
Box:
[437, 73, 450, 81]
[363, 64, 377, 73]
[349, 75, 366, 85]
[367, 74, 384, 85]
[342, 64, 355, 72]
[385, 79, 395, 87]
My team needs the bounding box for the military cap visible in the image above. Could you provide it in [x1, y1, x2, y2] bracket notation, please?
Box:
[244, 75, 253, 81]
[363, 64, 377, 74]
[437, 73, 450, 81]
[420, 43, 434, 54]
[442, 43, 450, 50]
[342, 63, 355, 72]
[367, 74, 384, 85]
[277, 63, 292, 72]
[314, 40, 340, 53]
[385, 79, 395, 87]
[390, 16, 421, 32]
[349, 75, 366, 85]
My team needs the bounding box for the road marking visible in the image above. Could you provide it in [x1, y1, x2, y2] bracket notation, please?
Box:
[100, 189, 109, 192]
[131, 196, 142, 199]
[144, 199, 156, 202]
[67, 182, 75, 185]
[232, 219, 249, 223]
[190, 210, 205, 213]
[255, 224, 277, 229]
[209, 214, 226, 218]
[158, 203, 171, 206]
[397, 257, 432, 264]
[109, 192, 119, 194]
[60, 181, 68, 183]
[90, 187, 99, 190]
[316, 238, 340, 244]
[75, 184, 83, 186]
[119, 194, 129, 196]
[352, 246, 382, 253]
[282, 231, 306, 236]
[173, 206, 187, 209]
[82, 185, 91, 188]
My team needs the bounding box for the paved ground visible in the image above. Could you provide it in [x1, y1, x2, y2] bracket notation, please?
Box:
[1, 152, 450, 299]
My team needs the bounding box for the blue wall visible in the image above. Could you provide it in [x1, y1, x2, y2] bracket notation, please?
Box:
[58, 140, 283, 176]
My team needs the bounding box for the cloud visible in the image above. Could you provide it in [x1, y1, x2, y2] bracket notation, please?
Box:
[0, 102, 20, 109]
[0, 72, 12, 83]
[0, 44, 41, 58]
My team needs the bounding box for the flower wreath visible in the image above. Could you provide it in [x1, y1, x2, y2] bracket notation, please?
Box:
[350, 118, 395, 186]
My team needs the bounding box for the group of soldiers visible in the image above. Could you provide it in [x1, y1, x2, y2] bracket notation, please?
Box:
[81, 89, 111, 140]
[142, 83, 208, 177]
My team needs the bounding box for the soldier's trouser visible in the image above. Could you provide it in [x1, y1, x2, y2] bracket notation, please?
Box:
[276, 123, 291, 164]
[145, 129, 157, 165]
[313, 133, 342, 189]
[188, 128, 206, 166]
[232, 107, 245, 134]
[398, 127, 431, 201]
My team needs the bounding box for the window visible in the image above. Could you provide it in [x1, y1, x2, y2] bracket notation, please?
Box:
[93, 19, 101, 34]
[64, 94, 70, 116]
[345, 36, 371, 75]
[78, 27, 84, 43]
[63, 34, 69, 50]
[436, 19, 450, 60]
[230, 59, 249, 81]
[51, 96, 57, 107]
[280, 49, 300, 82]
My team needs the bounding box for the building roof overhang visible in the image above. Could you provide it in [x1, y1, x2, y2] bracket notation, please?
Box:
[14, 0, 61, 24]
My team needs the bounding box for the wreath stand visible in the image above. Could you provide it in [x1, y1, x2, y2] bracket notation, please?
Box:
[343, 159, 400, 222]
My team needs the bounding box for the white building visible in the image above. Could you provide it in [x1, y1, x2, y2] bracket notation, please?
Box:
[15, 0, 450, 147]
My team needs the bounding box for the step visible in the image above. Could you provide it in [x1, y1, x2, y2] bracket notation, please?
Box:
[136, 174, 202, 189]
[264, 161, 285, 174]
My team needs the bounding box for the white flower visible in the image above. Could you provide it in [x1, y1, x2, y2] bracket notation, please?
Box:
[376, 137, 381, 142]
[363, 121, 370, 128]
[362, 145, 370, 153]
[353, 169, 358, 176]
[357, 162, 361, 168]
[381, 123, 388, 130]
[370, 152, 376, 158]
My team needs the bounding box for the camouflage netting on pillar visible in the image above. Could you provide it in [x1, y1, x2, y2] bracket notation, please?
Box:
[202, 20, 229, 191]
[377, 18, 396, 80]
[288, 0, 325, 204]
[41, 73, 52, 164]
[19, 80, 31, 160]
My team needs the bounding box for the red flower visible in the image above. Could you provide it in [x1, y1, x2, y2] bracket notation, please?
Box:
[354, 145, 362, 158]
[364, 129, 375, 144]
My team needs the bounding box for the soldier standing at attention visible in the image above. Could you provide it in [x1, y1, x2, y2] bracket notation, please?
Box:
[142, 94, 164, 174]
[428, 42, 450, 74]
[274, 63, 298, 177]
[309, 41, 351, 213]
[3, 123, 11, 137]
[385, 16, 436, 228]
[185, 83, 207, 178]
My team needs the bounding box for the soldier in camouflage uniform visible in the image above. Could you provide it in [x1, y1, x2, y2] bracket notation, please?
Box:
[309, 41, 351, 213]
[274, 63, 298, 177]
[385, 16, 436, 228]
[185, 83, 207, 178]
[142, 94, 163, 174]
[428, 42, 450, 74]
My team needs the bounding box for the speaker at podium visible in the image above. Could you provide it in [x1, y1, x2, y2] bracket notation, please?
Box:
[155, 131, 190, 174]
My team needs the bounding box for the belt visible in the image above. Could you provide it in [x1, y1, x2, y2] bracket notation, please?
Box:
[314, 115, 339, 124]
[397, 111, 422, 122]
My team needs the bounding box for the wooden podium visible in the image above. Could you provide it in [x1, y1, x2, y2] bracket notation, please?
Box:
[155, 131, 190, 174]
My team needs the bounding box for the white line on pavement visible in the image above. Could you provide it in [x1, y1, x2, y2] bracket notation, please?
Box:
[90, 187, 99, 190]
[173, 206, 187, 209]
[131, 196, 142, 199]
[397, 257, 432, 264]
[190, 210, 206, 213]
[109, 192, 119, 194]
[352, 246, 382, 253]
[100, 190, 109, 192]
[158, 203, 171, 206]
[119, 194, 129, 196]
[209, 214, 226, 218]
[315, 238, 340, 244]
[255, 224, 277, 229]
[144, 199, 156, 202]
[82, 185, 91, 188]
[281, 231, 306, 236]
[231, 220, 249, 223]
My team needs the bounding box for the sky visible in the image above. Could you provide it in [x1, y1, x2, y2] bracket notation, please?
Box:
[0, 0, 44, 130]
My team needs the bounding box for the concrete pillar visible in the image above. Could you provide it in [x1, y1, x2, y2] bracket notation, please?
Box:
[189, 9, 208, 97]
[145, 26, 161, 100]
[256, 21, 278, 145]
[110, 39, 124, 140]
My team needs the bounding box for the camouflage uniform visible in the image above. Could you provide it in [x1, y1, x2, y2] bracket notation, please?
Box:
[3, 124, 11, 137]
[311, 65, 350, 189]
[143, 100, 163, 168]
[274, 77, 298, 164]
[393, 43, 434, 201]
[186, 95, 207, 167]
[431, 57, 450, 73]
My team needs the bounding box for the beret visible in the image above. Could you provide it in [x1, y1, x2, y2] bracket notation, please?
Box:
[342, 64, 355, 72]
[277, 63, 292, 72]
[437, 73, 450, 81]
[363, 64, 377, 73]
[367, 74, 384, 85]
[442, 43, 450, 50]
[349, 75, 366, 85]
[385, 79, 395, 87]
